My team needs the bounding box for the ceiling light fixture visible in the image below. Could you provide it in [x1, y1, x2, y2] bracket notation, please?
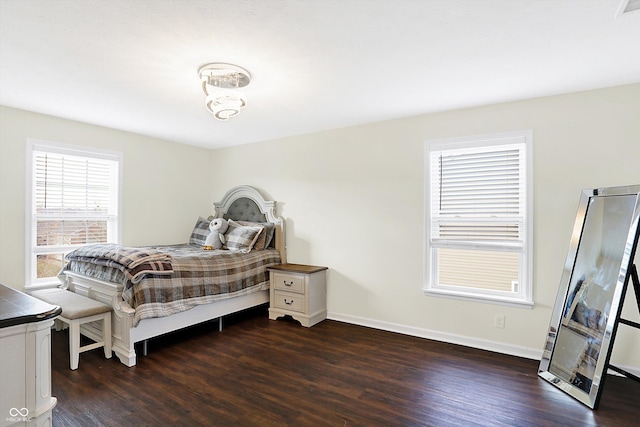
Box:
[198, 63, 251, 121]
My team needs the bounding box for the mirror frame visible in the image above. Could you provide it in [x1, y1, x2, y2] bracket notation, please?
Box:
[538, 185, 640, 409]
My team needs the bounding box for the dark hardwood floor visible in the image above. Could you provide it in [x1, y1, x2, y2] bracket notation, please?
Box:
[51, 307, 639, 426]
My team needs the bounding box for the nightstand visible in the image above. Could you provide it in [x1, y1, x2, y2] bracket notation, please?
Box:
[268, 263, 328, 327]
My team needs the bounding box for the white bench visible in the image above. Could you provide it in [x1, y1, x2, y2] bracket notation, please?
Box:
[31, 288, 112, 370]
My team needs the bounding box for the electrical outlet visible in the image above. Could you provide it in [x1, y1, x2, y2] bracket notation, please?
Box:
[494, 314, 506, 329]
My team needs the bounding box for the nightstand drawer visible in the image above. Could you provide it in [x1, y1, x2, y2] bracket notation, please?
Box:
[273, 291, 304, 313]
[272, 273, 305, 293]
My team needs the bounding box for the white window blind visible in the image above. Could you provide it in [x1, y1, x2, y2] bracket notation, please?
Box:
[431, 144, 524, 245]
[424, 132, 533, 306]
[26, 141, 121, 288]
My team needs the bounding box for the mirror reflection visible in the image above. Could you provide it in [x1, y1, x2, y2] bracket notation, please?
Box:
[549, 195, 635, 392]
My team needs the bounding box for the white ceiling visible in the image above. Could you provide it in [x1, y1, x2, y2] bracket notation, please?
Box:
[1, 0, 639, 149]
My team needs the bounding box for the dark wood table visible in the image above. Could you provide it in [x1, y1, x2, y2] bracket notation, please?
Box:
[0, 284, 61, 328]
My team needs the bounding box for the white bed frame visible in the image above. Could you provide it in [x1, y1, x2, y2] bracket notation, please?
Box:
[59, 185, 286, 367]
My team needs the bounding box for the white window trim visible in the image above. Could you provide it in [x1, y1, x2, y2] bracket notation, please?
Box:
[25, 139, 123, 290]
[423, 130, 534, 308]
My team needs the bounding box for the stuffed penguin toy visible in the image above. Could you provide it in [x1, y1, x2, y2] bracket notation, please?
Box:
[203, 218, 228, 250]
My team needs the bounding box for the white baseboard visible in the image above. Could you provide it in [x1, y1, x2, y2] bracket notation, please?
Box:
[327, 311, 640, 378]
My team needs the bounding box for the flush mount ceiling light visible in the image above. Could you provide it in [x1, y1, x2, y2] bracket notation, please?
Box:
[198, 63, 251, 121]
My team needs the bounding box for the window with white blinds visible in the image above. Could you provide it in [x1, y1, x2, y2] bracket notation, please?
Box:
[26, 140, 121, 288]
[424, 131, 533, 306]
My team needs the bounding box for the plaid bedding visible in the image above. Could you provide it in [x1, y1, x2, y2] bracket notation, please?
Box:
[61, 244, 281, 325]
[65, 243, 174, 284]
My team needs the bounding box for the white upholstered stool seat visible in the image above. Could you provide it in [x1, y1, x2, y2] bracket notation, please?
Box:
[31, 288, 112, 370]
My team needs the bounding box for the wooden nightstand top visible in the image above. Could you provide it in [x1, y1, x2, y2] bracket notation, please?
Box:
[268, 263, 328, 275]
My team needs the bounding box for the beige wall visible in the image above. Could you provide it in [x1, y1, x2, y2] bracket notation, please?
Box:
[1, 84, 638, 371]
[208, 83, 640, 370]
[0, 106, 214, 291]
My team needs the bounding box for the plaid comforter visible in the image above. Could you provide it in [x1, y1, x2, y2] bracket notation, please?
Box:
[61, 244, 281, 325]
[65, 243, 174, 284]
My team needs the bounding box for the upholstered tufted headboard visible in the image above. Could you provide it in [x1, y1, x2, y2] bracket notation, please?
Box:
[223, 198, 267, 223]
[213, 185, 286, 262]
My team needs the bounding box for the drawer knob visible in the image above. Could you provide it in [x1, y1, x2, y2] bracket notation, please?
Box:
[283, 280, 294, 287]
[284, 298, 294, 305]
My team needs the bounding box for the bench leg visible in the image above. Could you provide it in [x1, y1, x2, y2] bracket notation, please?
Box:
[103, 313, 112, 359]
[69, 320, 80, 370]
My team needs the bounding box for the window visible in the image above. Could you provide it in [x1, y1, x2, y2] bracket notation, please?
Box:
[25, 140, 122, 289]
[424, 131, 533, 306]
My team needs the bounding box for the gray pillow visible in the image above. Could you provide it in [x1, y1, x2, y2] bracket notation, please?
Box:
[189, 217, 210, 246]
[224, 220, 262, 253]
[237, 221, 275, 250]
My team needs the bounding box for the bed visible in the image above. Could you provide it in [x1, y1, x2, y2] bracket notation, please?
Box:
[58, 185, 286, 367]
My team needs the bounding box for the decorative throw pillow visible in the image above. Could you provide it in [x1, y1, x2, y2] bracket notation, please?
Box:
[237, 221, 275, 250]
[189, 217, 211, 246]
[224, 220, 263, 253]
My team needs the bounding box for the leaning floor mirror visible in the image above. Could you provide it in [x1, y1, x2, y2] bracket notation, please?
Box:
[538, 185, 640, 409]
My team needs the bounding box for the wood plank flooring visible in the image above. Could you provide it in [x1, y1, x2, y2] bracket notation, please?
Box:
[51, 306, 639, 426]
